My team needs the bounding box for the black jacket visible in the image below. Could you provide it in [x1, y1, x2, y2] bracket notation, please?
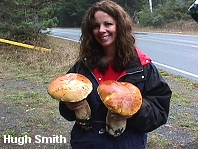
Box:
[59, 54, 172, 149]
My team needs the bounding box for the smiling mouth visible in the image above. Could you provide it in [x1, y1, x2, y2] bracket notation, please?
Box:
[101, 36, 109, 40]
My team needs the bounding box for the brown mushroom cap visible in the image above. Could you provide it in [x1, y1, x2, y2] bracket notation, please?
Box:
[48, 73, 93, 102]
[97, 80, 142, 116]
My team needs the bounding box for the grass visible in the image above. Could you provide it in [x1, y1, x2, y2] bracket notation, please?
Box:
[0, 35, 198, 148]
[0, 36, 77, 148]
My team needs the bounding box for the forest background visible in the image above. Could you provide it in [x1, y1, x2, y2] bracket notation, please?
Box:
[0, 0, 196, 41]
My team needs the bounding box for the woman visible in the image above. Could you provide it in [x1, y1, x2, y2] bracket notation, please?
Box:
[59, 0, 172, 149]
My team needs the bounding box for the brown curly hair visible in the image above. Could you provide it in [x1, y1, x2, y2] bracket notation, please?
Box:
[78, 0, 137, 74]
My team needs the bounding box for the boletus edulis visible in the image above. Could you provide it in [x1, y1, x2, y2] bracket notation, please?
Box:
[97, 80, 142, 137]
[48, 73, 93, 130]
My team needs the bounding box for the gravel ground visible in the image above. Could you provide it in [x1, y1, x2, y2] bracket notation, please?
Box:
[0, 74, 198, 149]
[0, 34, 197, 148]
[147, 75, 198, 149]
[0, 78, 73, 149]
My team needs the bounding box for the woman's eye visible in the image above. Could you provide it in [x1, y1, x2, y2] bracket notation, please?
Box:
[92, 25, 99, 29]
[105, 22, 113, 26]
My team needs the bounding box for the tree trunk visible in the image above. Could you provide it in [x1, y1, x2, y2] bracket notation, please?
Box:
[34, 7, 39, 25]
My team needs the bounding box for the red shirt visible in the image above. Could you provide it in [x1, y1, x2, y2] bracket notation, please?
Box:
[93, 49, 151, 84]
[93, 60, 126, 84]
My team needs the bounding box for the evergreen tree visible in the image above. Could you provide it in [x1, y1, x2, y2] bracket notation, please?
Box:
[0, 0, 59, 40]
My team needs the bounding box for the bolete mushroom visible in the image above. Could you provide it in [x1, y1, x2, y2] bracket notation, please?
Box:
[97, 80, 142, 137]
[47, 73, 93, 130]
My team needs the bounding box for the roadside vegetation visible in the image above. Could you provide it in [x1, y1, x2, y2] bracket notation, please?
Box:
[0, 36, 198, 148]
[0, 0, 197, 42]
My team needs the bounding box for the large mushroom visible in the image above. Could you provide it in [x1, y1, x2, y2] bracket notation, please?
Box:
[97, 80, 142, 137]
[47, 73, 93, 130]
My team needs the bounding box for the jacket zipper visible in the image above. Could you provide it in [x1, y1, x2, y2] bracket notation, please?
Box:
[117, 69, 144, 81]
[81, 60, 144, 83]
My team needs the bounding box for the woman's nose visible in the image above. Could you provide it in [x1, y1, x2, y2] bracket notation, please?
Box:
[99, 25, 106, 33]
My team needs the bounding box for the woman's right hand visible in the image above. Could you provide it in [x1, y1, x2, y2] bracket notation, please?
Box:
[64, 101, 84, 111]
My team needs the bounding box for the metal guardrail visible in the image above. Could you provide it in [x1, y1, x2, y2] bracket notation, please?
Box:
[0, 38, 52, 53]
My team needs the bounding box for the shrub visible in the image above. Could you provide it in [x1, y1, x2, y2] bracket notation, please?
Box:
[138, 0, 193, 27]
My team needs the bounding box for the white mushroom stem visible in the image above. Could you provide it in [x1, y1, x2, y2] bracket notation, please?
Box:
[106, 110, 126, 137]
[75, 100, 91, 120]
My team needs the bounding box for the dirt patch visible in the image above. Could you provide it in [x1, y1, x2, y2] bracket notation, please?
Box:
[0, 78, 74, 148]
[0, 36, 197, 148]
[0, 72, 198, 148]
[134, 20, 198, 35]
[147, 73, 198, 148]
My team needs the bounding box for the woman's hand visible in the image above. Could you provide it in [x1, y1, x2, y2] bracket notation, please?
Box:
[110, 111, 132, 121]
[64, 101, 84, 111]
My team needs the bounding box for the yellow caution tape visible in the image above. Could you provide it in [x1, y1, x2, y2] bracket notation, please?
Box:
[0, 38, 52, 53]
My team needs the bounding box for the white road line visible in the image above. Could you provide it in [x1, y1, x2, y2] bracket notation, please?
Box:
[137, 38, 198, 48]
[153, 61, 198, 79]
[50, 35, 80, 42]
[135, 31, 198, 37]
[50, 34, 198, 80]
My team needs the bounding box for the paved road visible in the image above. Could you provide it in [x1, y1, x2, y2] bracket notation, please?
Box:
[49, 28, 198, 82]
[135, 32, 198, 82]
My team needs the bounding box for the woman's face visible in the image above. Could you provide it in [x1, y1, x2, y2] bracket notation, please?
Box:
[92, 11, 117, 50]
